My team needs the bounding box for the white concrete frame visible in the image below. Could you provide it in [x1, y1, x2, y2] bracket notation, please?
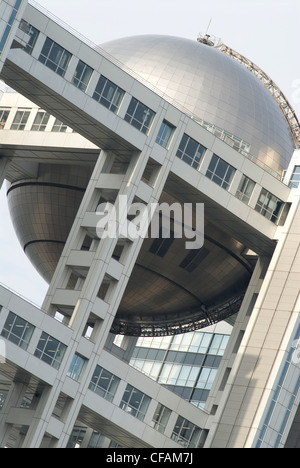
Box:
[0, 0, 299, 449]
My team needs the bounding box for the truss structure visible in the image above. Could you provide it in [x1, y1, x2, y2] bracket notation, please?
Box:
[215, 42, 300, 149]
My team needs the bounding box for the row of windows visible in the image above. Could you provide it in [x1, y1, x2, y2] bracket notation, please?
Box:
[1, 311, 67, 369]
[136, 331, 229, 355]
[88, 365, 206, 447]
[0, 309, 206, 447]
[130, 332, 229, 408]
[17, 20, 289, 226]
[0, 107, 69, 132]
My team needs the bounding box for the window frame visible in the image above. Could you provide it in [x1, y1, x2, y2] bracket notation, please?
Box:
[120, 384, 151, 421]
[72, 60, 93, 92]
[34, 332, 66, 369]
[1, 311, 34, 350]
[206, 154, 236, 191]
[236, 175, 255, 204]
[171, 416, 203, 448]
[39, 37, 72, 77]
[19, 20, 39, 55]
[67, 353, 86, 382]
[176, 133, 206, 169]
[11, 108, 31, 130]
[124, 98, 155, 135]
[289, 166, 300, 189]
[0, 108, 10, 129]
[156, 120, 176, 149]
[89, 365, 120, 402]
[255, 188, 285, 224]
[92, 75, 125, 113]
[31, 110, 50, 131]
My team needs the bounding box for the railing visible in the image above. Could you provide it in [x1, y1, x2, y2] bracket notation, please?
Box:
[25, 1, 286, 182]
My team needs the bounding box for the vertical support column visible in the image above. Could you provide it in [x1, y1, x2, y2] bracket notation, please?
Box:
[207, 195, 300, 448]
[21, 142, 171, 447]
[0, 381, 29, 447]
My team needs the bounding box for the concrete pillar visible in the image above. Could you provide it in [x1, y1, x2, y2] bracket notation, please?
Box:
[207, 194, 300, 448]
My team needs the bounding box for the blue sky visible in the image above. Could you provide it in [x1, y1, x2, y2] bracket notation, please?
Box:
[0, 0, 299, 305]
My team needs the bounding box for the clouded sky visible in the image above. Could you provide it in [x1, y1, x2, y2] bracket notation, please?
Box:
[0, 0, 299, 305]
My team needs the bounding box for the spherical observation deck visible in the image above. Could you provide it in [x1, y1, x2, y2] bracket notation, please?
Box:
[7, 35, 296, 336]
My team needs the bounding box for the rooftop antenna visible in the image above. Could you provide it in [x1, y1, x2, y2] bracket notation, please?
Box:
[205, 18, 213, 36]
[197, 19, 215, 46]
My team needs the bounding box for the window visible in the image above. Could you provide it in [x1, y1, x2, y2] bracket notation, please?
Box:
[52, 118, 68, 132]
[34, 332, 66, 369]
[87, 432, 105, 449]
[289, 166, 300, 189]
[31, 110, 50, 131]
[208, 334, 230, 356]
[120, 384, 151, 421]
[11, 109, 30, 130]
[93, 76, 124, 113]
[1, 312, 34, 350]
[156, 120, 175, 149]
[72, 60, 93, 92]
[19, 20, 39, 55]
[39, 37, 71, 77]
[236, 175, 255, 204]
[67, 428, 86, 448]
[124, 98, 155, 135]
[89, 365, 120, 402]
[255, 189, 285, 224]
[151, 403, 171, 434]
[206, 154, 236, 190]
[172, 416, 203, 448]
[196, 367, 218, 390]
[0, 108, 10, 129]
[67, 354, 86, 382]
[176, 134, 206, 169]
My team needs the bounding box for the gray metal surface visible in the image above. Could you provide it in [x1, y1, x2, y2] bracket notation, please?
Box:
[100, 35, 295, 173]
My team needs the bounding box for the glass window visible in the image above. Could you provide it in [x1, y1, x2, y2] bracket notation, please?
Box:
[72, 60, 93, 92]
[0, 393, 7, 410]
[34, 332, 66, 369]
[52, 118, 68, 132]
[208, 334, 230, 356]
[196, 367, 218, 389]
[31, 110, 50, 131]
[172, 416, 203, 448]
[89, 365, 120, 402]
[255, 189, 285, 224]
[151, 403, 171, 434]
[206, 154, 236, 190]
[87, 432, 105, 448]
[67, 428, 86, 448]
[124, 97, 155, 135]
[11, 109, 30, 130]
[67, 354, 86, 382]
[19, 20, 39, 55]
[120, 384, 151, 421]
[176, 134, 206, 170]
[236, 175, 255, 204]
[39, 37, 71, 77]
[0, 108, 10, 129]
[156, 120, 176, 149]
[93, 76, 125, 113]
[289, 166, 300, 189]
[1, 312, 34, 350]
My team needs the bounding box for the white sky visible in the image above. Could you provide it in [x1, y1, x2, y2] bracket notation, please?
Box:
[0, 0, 300, 305]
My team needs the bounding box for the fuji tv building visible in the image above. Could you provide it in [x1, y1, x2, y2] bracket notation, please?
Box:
[0, 0, 300, 449]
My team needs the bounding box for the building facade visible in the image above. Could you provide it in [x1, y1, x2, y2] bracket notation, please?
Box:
[0, 0, 299, 448]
